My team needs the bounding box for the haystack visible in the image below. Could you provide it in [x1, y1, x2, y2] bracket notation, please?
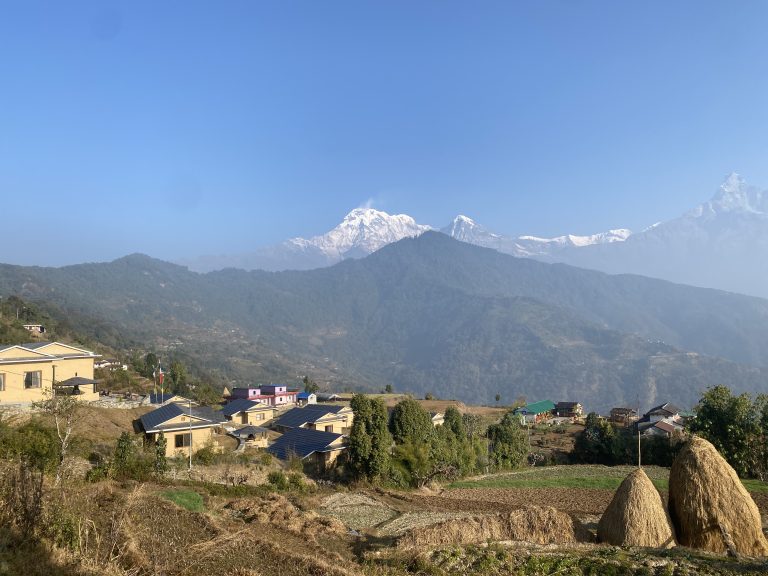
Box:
[597, 468, 675, 548]
[668, 436, 768, 556]
[397, 505, 590, 550]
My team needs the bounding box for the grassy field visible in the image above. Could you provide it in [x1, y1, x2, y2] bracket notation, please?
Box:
[161, 488, 206, 512]
[448, 464, 768, 493]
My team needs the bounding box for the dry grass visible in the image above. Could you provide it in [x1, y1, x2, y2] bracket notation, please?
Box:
[669, 436, 768, 557]
[597, 468, 676, 548]
[320, 492, 398, 530]
[396, 505, 591, 550]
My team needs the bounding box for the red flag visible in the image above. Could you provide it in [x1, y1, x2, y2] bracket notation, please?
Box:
[158, 366, 164, 386]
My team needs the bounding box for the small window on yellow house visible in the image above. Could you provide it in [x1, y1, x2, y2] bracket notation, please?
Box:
[24, 371, 41, 389]
[174, 433, 191, 448]
[0, 373, 4, 391]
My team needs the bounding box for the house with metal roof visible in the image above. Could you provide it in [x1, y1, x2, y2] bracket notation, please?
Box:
[229, 425, 270, 448]
[0, 341, 100, 404]
[273, 404, 354, 435]
[144, 393, 195, 406]
[554, 402, 583, 418]
[296, 392, 317, 406]
[230, 384, 298, 407]
[267, 427, 346, 469]
[513, 400, 556, 424]
[137, 403, 227, 457]
[221, 398, 277, 426]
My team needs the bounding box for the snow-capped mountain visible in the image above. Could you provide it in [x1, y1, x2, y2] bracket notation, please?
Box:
[288, 208, 432, 260]
[183, 173, 768, 299]
[183, 208, 433, 272]
[440, 214, 631, 258]
[553, 173, 768, 298]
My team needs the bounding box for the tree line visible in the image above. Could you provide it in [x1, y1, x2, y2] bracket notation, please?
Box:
[572, 385, 768, 480]
[347, 395, 530, 487]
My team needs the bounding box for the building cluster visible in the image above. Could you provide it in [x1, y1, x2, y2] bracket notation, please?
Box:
[513, 400, 584, 424]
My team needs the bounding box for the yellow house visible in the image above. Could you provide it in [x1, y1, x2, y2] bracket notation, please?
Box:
[221, 398, 277, 426]
[0, 342, 100, 404]
[267, 427, 347, 470]
[273, 404, 354, 435]
[138, 403, 227, 458]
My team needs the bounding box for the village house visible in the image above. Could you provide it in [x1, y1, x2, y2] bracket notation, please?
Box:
[609, 407, 639, 427]
[145, 392, 196, 406]
[267, 427, 346, 469]
[138, 403, 227, 458]
[230, 384, 298, 407]
[430, 412, 445, 427]
[22, 324, 46, 334]
[273, 404, 354, 435]
[296, 392, 317, 406]
[229, 425, 270, 448]
[514, 400, 556, 424]
[636, 402, 685, 438]
[643, 402, 682, 423]
[316, 392, 341, 402]
[0, 341, 100, 404]
[221, 398, 277, 425]
[553, 402, 583, 418]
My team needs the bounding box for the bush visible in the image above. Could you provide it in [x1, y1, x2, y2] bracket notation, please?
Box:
[267, 470, 289, 491]
[193, 444, 217, 466]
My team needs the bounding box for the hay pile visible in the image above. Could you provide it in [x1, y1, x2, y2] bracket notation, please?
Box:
[226, 494, 347, 538]
[668, 436, 768, 557]
[597, 468, 675, 548]
[397, 505, 590, 550]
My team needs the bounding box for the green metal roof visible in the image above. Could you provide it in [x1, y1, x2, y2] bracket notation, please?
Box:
[515, 400, 556, 415]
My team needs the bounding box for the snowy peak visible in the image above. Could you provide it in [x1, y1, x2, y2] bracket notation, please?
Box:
[289, 207, 432, 259]
[688, 173, 767, 218]
[441, 215, 501, 243]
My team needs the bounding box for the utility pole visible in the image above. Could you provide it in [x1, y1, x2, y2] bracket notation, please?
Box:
[188, 398, 193, 472]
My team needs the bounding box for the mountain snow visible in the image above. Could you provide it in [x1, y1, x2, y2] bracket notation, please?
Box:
[288, 208, 432, 260]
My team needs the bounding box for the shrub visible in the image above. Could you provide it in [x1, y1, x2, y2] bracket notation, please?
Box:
[267, 470, 289, 491]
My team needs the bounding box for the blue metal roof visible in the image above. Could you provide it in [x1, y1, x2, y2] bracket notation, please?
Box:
[297, 392, 314, 399]
[267, 428, 343, 460]
[221, 398, 264, 417]
[274, 404, 347, 429]
[139, 403, 226, 432]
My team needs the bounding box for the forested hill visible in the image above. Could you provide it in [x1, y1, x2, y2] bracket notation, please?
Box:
[1, 232, 767, 411]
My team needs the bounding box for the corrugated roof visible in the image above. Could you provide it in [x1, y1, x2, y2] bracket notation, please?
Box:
[274, 405, 347, 429]
[267, 428, 343, 460]
[221, 398, 267, 417]
[139, 403, 226, 432]
[230, 426, 270, 439]
[516, 400, 555, 415]
[297, 392, 315, 399]
[56, 377, 98, 386]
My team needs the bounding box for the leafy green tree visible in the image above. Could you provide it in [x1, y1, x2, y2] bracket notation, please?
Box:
[389, 397, 434, 444]
[462, 413, 484, 441]
[690, 385, 762, 477]
[113, 432, 138, 479]
[443, 406, 465, 438]
[572, 412, 623, 465]
[169, 360, 187, 389]
[487, 412, 528, 469]
[193, 383, 221, 406]
[154, 432, 168, 478]
[384, 384, 393, 394]
[348, 394, 392, 482]
[142, 352, 158, 379]
[302, 376, 319, 394]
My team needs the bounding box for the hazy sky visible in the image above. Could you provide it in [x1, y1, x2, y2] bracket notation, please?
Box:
[3, 1, 768, 266]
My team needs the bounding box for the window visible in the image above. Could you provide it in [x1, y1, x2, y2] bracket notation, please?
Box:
[174, 433, 191, 448]
[0, 373, 4, 391]
[24, 371, 41, 389]
[255, 412, 264, 420]
[325, 425, 333, 433]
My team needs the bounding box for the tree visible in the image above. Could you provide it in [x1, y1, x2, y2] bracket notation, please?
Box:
[154, 432, 168, 478]
[169, 360, 187, 389]
[689, 385, 761, 477]
[443, 406, 465, 438]
[348, 394, 392, 482]
[384, 384, 393, 394]
[487, 412, 528, 469]
[33, 391, 82, 486]
[389, 397, 434, 444]
[302, 376, 319, 394]
[193, 383, 221, 406]
[571, 412, 623, 465]
[113, 432, 138, 479]
[495, 394, 501, 403]
[143, 353, 158, 378]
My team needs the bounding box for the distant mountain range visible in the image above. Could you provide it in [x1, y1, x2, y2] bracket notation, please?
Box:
[4, 233, 768, 411]
[181, 173, 768, 299]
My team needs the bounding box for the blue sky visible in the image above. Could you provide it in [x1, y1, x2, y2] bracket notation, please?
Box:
[2, 1, 768, 265]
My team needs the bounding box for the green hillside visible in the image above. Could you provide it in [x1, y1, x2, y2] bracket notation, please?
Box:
[1, 233, 767, 410]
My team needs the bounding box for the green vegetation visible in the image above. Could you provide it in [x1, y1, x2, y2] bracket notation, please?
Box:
[689, 385, 768, 479]
[4, 233, 768, 408]
[348, 394, 392, 482]
[160, 489, 205, 512]
[486, 412, 528, 469]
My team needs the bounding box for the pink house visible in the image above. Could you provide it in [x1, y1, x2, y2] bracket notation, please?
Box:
[231, 385, 298, 407]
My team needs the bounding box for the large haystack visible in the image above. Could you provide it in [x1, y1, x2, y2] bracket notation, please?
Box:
[597, 468, 675, 548]
[397, 505, 590, 550]
[669, 436, 768, 557]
